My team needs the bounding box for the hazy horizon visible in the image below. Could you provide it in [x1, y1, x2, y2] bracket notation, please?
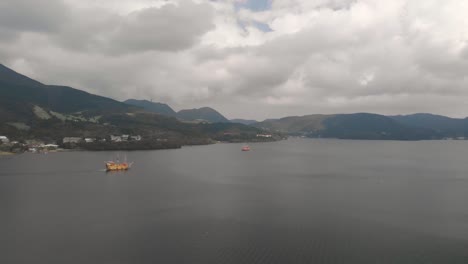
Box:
[3, 63, 468, 121]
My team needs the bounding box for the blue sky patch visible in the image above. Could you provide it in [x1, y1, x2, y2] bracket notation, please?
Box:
[252, 21, 272, 32]
[236, 0, 271, 12]
[237, 19, 272, 33]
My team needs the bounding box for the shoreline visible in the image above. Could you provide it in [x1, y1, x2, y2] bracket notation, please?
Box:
[0, 139, 284, 155]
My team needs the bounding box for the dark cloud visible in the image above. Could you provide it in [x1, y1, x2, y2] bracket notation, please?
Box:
[51, 1, 214, 53]
[0, 28, 17, 42]
[0, 0, 69, 33]
[109, 2, 214, 52]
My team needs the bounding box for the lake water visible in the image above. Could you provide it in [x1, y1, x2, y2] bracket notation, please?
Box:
[1, 138, 468, 264]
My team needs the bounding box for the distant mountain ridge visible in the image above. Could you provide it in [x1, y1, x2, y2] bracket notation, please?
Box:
[123, 100, 259, 125]
[3, 63, 468, 142]
[0, 64, 43, 86]
[176, 107, 229, 123]
[230, 119, 258, 125]
[389, 113, 468, 136]
[254, 114, 328, 133]
[124, 99, 176, 116]
[255, 113, 468, 140]
[0, 64, 270, 145]
[124, 99, 230, 123]
[0, 64, 132, 115]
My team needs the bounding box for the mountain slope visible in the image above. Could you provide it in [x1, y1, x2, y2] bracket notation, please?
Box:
[176, 107, 229, 123]
[0, 64, 43, 87]
[255, 115, 328, 134]
[390, 113, 468, 137]
[0, 64, 270, 145]
[124, 99, 176, 116]
[0, 64, 133, 118]
[255, 113, 439, 140]
[320, 113, 436, 140]
[230, 119, 258, 125]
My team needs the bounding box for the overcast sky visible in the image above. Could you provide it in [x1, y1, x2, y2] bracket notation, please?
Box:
[1, 0, 468, 120]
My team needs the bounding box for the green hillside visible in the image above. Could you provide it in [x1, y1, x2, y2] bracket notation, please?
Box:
[390, 113, 468, 138]
[255, 113, 442, 140]
[177, 107, 229, 123]
[0, 65, 133, 119]
[124, 99, 176, 116]
[0, 64, 275, 147]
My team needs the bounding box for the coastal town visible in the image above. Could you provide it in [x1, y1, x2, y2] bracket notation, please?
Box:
[0, 132, 276, 154]
[0, 134, 143, 154]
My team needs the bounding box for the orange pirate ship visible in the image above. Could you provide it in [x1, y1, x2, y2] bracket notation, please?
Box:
[105, 156, 133, 171]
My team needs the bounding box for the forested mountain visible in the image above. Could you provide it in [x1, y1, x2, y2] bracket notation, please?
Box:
[0, 64, 272, 146]
[124, 99, 176, 116]
[254, 113, 468, 140]
[176, 107, 229, 123]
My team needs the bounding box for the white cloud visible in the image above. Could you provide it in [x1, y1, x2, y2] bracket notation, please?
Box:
[1, 0, 468, 119]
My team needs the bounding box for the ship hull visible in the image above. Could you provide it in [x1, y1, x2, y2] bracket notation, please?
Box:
[105, 162, 131, 171]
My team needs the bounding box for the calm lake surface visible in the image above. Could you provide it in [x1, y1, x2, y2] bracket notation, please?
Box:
[1, 138, 468, 264]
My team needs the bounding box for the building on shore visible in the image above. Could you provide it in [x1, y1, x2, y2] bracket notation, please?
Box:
[0, 136, 9, 144]
[130, 135, 142, 141]
[110, 135, 142, 142]
[110, 135, 122, 142]
[63, 137, 83, 144]
[43, 144, 59, 149]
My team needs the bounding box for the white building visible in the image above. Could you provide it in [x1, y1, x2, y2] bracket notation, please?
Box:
[84, 138, 95, 143]
[43, 144, 59, 149]
[63, 137, 82, 144]
[130, 135, 142, 141]
[110, 135, 122, 142]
